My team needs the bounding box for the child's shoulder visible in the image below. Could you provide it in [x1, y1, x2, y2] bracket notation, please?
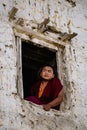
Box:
[51, 77, 63, 87]
[51, 77, 60, 82]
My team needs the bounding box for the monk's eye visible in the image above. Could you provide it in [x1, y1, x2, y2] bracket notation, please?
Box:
[48, 70, 52, 73]
[42, 69, 47, 72]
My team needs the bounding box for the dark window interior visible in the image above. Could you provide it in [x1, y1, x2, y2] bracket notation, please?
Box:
[22, 41, 57, 98]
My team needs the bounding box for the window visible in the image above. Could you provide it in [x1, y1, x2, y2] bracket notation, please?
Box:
[21, 40, 57, 98]
[16, 36, 68, 111]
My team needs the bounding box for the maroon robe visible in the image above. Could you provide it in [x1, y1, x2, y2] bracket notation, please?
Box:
[25, 78, 63, 110]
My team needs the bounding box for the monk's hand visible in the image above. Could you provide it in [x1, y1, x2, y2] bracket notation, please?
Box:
[43, 104, 52, 111]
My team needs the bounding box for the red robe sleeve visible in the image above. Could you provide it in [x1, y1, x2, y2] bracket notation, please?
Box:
[51, 77, 63, 99]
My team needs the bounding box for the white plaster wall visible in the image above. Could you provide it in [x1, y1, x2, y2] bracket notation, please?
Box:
[65, 1, 87, 126]
[0, 0, 87, 130]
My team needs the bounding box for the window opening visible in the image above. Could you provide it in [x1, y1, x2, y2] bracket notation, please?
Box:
[22, 40, 57, 98]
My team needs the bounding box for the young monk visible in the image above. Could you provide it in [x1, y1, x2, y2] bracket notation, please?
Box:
[25, 64, 63, 111]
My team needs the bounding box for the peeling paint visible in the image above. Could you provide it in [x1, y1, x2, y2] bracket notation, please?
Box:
[65, 0, 76, 7]
[5, 45, 13, 48]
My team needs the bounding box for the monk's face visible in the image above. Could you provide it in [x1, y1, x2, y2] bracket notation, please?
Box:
[40, 66, 55, 80]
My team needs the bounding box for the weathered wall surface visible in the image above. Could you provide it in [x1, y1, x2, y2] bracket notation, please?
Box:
[0, 0, 87, 130]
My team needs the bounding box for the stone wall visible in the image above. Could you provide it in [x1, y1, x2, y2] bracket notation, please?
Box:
[0, 0, 87, 130]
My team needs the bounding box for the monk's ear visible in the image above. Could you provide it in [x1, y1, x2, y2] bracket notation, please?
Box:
[52, 74, 55, 78]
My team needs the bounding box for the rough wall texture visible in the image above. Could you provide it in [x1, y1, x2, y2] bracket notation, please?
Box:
[0, 0, 87, 130]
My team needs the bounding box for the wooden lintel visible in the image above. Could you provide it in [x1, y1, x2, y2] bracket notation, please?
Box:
[58, 32, 77, 41]
[9, 7, 18, 21]
[13, 24, 65, 48]
[16, 18, 24, 26]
